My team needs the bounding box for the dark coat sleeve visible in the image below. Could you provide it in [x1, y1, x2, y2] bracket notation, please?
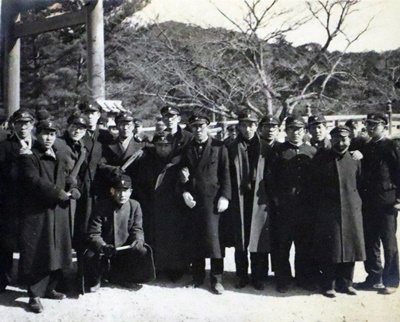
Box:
[218, 144, 232, 200]
[126, 200, 145, 244]
[18, 154, 62, 202]
[86, 204, 107, 251]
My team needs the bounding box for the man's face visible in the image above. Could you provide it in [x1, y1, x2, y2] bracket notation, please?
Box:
[83, 110, 101, 129]
[365, 120, 385, 140]
[331, 135, 351, 153]
[162, 113, 180, 131]
[14, 120, 34, 140]
[154, 143, 172, 159]
[111, 187, 132, 205]
[37, 129, 57, 150]
[260, 123, 279, 142]
[117, 121, 134, 139]
[67, 123, 87, 141]
[134, 125, 143, 134]
[286, 126, 305, 145]
[309, 123, 328, 142]
[190, 123, 208, 142]
[227, 128, 237, 139]
[238, 121, 258, 140]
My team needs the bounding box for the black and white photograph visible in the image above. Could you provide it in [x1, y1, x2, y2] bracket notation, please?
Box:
[0, 0, 399, 321]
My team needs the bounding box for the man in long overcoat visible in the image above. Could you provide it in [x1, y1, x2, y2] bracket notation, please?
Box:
[18, 120, 80, 313]
[227, 111, 272, 291]
[131, 132, 189, 281]
[179, 115, 231, 294]
[309, 126, 366, 298]
[0, 109, 35, 292]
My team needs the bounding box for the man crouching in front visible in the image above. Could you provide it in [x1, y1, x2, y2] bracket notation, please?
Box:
[83, 174, 155, 292]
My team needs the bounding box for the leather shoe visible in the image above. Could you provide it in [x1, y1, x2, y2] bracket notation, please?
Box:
[277, 284, 290, 293]
[211, 282, 224, 295]
[235, 277, 249, 289]
[344, 286, 357, 295]
[378, 287, 397, 295]
[356, 280, 384, 290]
[28, 297, 44, 313]
[44, 290, 66, 300]
[252, 280, 265, 291]
[323, 289, 337, 298]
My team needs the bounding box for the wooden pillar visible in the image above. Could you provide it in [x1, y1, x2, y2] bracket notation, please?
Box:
[86, 0, 105, 102]
[3, 11, 20, 117]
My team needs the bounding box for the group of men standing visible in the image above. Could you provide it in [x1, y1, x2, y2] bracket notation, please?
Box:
[0, 103, 399, 313]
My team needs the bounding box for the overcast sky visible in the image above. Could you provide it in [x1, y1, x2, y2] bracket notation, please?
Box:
[133, 0, 399, 53]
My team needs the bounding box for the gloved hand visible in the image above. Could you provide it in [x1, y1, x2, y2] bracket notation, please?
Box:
[182, 192, 196, 208]
[68, 188, 81, 200]
[131, 240, 147, 256]
[180, 167, 190, 183]
[350, 150, 363, 161]
[101, 244, 116, 258]
[217, 196, 229, 213]
[58, 189, 71, 201]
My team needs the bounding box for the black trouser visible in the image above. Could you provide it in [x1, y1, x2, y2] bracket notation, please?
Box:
[235, 187, 269, 282]
[363, 204, 399, 288]
[27, 269, 62, 298]
[274, 203, 317, 286]
[0, 248, 13, 291]
[235, 250, 268, 282]
[320, 262, 355, 291]
[84, 247, 153, 287]
[191, 258, 223, 284]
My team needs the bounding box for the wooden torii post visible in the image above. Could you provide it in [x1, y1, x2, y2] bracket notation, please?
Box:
[1, 0, 106, 117]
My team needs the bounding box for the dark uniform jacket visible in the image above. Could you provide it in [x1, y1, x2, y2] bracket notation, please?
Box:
[170, 126, 193, 158]
[360, 137, 400, 206]
[309, 149, 366, 264]
[86, 198, 155, 283]
[227, 134, 272, 253]
[266, 141, 316, 208]
[18, 142, 74, 276]
[311, 136, 332, 154]
[87, 198, 144, 251]
[180, 138, 231, 258]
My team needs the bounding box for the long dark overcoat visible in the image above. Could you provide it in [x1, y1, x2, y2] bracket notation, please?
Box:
[73, 132, 103, 249]
[226, 134, 271, 253]
[18, 143, 73, 276]
[0, 135, 26, 251]
[131, 148, 189, 271]
[180, 138, 231, 258]
[309, 149, 366, 264]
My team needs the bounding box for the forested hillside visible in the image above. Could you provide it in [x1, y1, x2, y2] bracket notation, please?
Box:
[7, 1, 400, 126]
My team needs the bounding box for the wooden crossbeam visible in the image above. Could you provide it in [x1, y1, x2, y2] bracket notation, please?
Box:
[13, 9, 87, 38]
